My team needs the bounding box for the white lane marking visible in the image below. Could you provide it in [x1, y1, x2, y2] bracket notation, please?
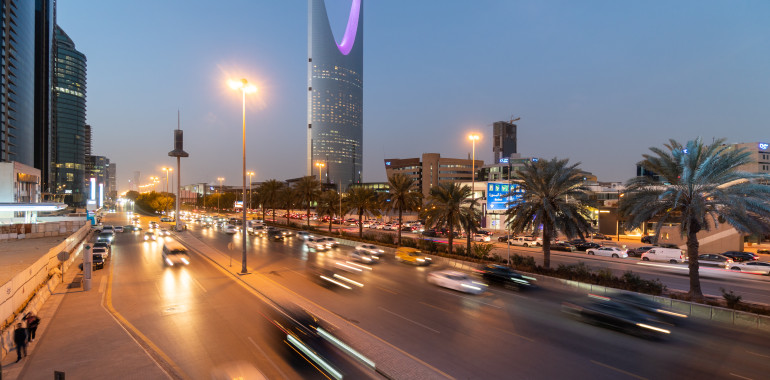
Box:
[376, 285, 398, 295]
[438, 289, 502, 309]
[590, 360, 648, 380]
[98, 276, 107, 294]
[746, 350, 770, 359]
[378, 307, 440, 334]
[729, 373, 753, 380]
[248, 336, 289, 380]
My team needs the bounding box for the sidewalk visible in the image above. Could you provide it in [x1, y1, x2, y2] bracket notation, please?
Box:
[0, 254, 169, 380]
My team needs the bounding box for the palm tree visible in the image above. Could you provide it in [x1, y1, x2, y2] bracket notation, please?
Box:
[344, 187, 381, 238]
[385, 174, 422, 246]
[620, 138, 770, 301]
[422, 182, 472, 256]
[505, 158, 595, 269]
[258, 179, 284, 222]
[461, 197, 482, 254]
[316, 190, 341, 232]
[278, 186, 297, 226]
[295, 176, 321, 228]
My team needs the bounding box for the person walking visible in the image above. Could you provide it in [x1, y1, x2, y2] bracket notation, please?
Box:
[25, 312, 40, 342]
[13, 322, 27, 362]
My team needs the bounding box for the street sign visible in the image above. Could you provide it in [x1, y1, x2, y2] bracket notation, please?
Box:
[486, 183, 522, 211]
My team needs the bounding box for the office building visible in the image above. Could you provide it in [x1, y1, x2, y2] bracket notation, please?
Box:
[307, 0, 364, 187]
[0, 1, 35, 165]
[52, 25, 88, 205]
[34, 0, 54, 193]
[729, 142, 770, 175]
[107, 163, 116, 199]
[384, 153, 483, 200]
[492, 121, 517, 164]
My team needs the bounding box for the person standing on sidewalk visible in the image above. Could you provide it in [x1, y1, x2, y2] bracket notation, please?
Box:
[13, 322, 28, 362]
[25, 312, 40, 342]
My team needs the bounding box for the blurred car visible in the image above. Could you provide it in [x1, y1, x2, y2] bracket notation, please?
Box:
[422, 229, 439, 237]
[160, 217, 173, 222]
[697, 254, 733, 268]
[757, 248, 770, 254]
[355, 244, 384, 257]
[318, 237, 338, 248]
[296, 231, 311, 240]
[591, 233, 612, 241]
[102, 225, 114, 233]
[92, 246, 109, 260]
[144, 231, 156, 241]
[162, 240, 190, 266]
[149, 221, 159, 229]
[306, 236, 331, 251]
[96, 232, 114, 244]
[571, 240, 601, 251]
[608, 292, 688, 326]
[720, 251, 759, 262]
[497, 235, 511, 243]
[224, 225, 238, 234]
[267, 229, 285, 241]
[641, 247, 686, 264]
[728, 261, 770, 275]
[550, 242, 576, 252]
[641, 235, 657, 244]
[472, 234, 491, 242]
[427, 270, 487, 294]
[123, 225, 142, 232]
[562, 294, 672, 339]
[349, 250, 379, 264]
[158, 228, 171, 237]
[93, 242, 111, 254]
[113, 225, 124, 233]
[509, 237, 539, 247]
[282, 230, 295, 237]
[477, 264, 535, 290]
[92, 253, 105, 270]
[627, 246, 656, 257]
[586, 246, 628, 258]
[249, 225, 266, 236]
[395, 247, 431, 266]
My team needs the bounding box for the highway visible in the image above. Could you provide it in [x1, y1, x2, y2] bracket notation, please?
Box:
[100, 212, 770, 379]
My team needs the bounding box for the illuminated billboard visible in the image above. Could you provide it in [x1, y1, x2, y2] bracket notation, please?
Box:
[486, 183, 522, 211]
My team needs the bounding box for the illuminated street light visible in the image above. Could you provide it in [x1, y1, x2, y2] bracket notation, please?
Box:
[468, 133, 480, 252]
[315, 162, 325, 182]
[162, 167, 172, 193]
[247, 171, 255, 211]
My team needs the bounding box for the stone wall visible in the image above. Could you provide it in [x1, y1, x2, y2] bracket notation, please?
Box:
[0, 220, 87, 242]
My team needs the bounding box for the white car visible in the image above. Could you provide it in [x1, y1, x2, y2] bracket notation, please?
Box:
[349, 250, 379, 264]
[586, 246, 628, 258]
[355, 244, 384, 257]
[224, 225, 238, 234]
[728, 261, 770, 275]
[319, 237, 338, 248]
[472, 234, 491, 242]
[113, 225, 124, 233]
[509, 237, 539, 247]
[296, 231, 311, 240]
[426, 270, 488, 295]
[92, 246, 109, 260]
[306, 236, 331, 251]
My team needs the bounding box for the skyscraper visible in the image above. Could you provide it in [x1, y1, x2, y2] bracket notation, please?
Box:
[0, 0, 36, 165]
[307, 0, 363, 188]
[492, 120, 517, 164]
[34, 0, 54, 194]
[52, 25, 87, 205]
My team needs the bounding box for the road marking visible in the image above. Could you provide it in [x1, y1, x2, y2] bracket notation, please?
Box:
[746, 350, 770, 359]
[419, 301, 451, 313]
[439, 290, 502, 309]
[248, 336, 289, 379]
[729, 374, 753, 380]
[491, 326, 535, 342]
[375, 285, 398, 295]
[590, 360, 647, 380]
[98, 276, 107, 293]
[378, 307, 440, 334]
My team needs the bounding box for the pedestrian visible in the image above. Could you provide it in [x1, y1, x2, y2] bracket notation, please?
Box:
[13, 322, 27, 362]
[25, 312, 40, 342]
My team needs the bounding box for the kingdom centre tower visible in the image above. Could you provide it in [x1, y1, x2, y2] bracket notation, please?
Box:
[307, 0, 363, 187]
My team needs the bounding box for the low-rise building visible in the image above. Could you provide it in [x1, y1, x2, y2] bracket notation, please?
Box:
[384, 153, 483, 200]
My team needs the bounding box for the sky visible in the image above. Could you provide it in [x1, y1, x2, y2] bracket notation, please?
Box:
[57, 0, 770, 192]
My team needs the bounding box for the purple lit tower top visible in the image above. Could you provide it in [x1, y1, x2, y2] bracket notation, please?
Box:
[307, 0, 364, 188]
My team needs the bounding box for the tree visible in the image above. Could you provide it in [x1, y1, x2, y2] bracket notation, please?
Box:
[620, 138, 770, 301]
[316, 190, 341, 232]
[461, 197, 482, 254]
[295, 176, 321, 228]
[258, 179, 284, 222]
[125, 190, 140, 201]
[385, 174, 422, 246]
[278, 186, 297, 225]
[422, 182, 472, 256]
[505, 158, 595, 269]
[344, 187, 381, 238]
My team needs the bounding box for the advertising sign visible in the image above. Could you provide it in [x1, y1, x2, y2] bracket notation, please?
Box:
[486, 183, 522, 211]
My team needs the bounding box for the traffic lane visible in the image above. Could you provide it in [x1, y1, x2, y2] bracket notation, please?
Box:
[108, 231, 372, 379]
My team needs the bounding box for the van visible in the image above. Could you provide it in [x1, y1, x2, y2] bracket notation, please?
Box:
[509, 237, 539, 247]
[162, 239, 190, 266]
[641, 247, 686, 264]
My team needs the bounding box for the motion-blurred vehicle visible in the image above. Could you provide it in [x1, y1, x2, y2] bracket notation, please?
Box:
[477, 264, 535, 290]
[562, 294, 672, 339]
[757, 248, 770, 254]
[123, 225, 142, 232]
[349, 250, 379, 264]
[162, 239, 190, 266]
[509, 237, 539, 247]
[608, 292, 688, 325]
[728, 261, 770, 275]
[249, 225, 266, 236]
[296, 231, 311, 240]
[720, 251, 759, 262]
[550, 242, 576, 252]
[149, 221, 159, 229]
[144, 231, 156, 241]
[627, 246, 656, 257]
[102, 225, 114, 233]
[160, 217, 173, 222]
[267, 229, 285, 241]
[472, 234, 491, 242]
[697, 254, 733, 268]
[591, 233, 612, 240]
[571, 240, 601, 251]
[318, 237, 338, 248]
[421, 229, 439, 237]
[586, 247, 628, 258]
[306, 262, 363, 290]
[427, 270, 487, 294]
[641, 247, 686, 263]
[96, 232, 114, 244]
[158, 228, 171, 236]
[113, 225, 124, 233]
[306, 236, 331, 251]
[282, 230, 295, 237]
[497, 235, 511, 243]
[354, 244, 384, 257]
[224, 224, 237, 234]
[395, 247, 431, 266]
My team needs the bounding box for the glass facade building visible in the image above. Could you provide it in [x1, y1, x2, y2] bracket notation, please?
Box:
[1, 0, 36, 165]
[307, 0, 363, 188]
[34, 0, 54, 193]
[53, 25, 87, 205]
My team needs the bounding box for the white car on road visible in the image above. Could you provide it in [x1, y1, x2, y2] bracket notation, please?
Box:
[355, 244, 384, 257]
[472, 234, 491, 242]
[224, 225, 238, 234]
[427, 270, 488, 295]
[728, 261, 770, 275]
[586, 246, 628, 258]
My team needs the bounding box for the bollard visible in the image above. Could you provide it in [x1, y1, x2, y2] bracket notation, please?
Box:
[83, 245, 92, 291]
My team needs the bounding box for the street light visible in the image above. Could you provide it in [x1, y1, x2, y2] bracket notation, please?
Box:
[315, 162, 325, 182]
[468, 134, 480, 253]
[229, 78, 257, 275]
[150, 176, 159, 192]
[162, 167, 172, 193]
[247, 171, 255, 212]
[217, 177, 224, 211]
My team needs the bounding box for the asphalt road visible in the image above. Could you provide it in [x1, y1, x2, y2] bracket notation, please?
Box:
[113, 212, 770, 380]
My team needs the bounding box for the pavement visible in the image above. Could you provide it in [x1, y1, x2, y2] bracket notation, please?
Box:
[0, 236, 169, 380]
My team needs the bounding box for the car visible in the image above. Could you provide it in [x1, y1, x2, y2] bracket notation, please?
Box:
[497, 235, 511, 243]
[608, 292, 688, 326]
[382, 223, 395, 231]
[550, 242, 576, 252]
[627, 246, 656, 257]
[355, 244, 385, 256]
[249, 225, 266, 236]
[400, 225, 411, 232]
[395, 247, 432, 266]
[586, 246, 628, 258]
[562, 294, 672, 339]
[571, 240, 601, 251]
[123, 225, 142, 232]
[427, 270, 488, 294]
[158, 228, 171, 237]
[318, 237, 338, 248]
[96, 232, 114, 244]
[728, 261, 770, 275]
[422, 229, 439, 237]
[267, 229, 284, 241]
[509, 237, 539, 247]
[224, 225, 237, 234]
[641, 235, 657, 244]
[296, 231, 311, 240]
[697, 254, 733, 268]
[349, 250, 379, 264]
[92, 246, 109, 260]
[92, 253, 105, 270]
[162, 240, 190, 266]
[305, 236, 330, 251]
[720, 251, 760, 262]
[148, 221, 159, 229]
[641, 247, 686, 263]
[472, 234, 491, 242]
[93, 242, 111, 254]
[160, 217, 173, 222]
[113, 225, 124, 233]
[591, 233, 612, 241]
[757, 248, 770, 254]
[102, 225, 114, 233]
[282, 230, 295, 237]
[477, 264, 535, 290]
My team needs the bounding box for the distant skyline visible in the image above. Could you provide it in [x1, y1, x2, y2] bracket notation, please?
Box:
[57, 1, 770, 192]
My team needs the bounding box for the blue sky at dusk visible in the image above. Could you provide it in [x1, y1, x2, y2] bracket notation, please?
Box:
[57, 1, 770, 192]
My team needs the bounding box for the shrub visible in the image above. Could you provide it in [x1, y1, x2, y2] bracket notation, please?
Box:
[721, 288, 742, 309]
[454, 246, 466, 256]
[472, 243, 495, 261]
[510, 254, 536, 271]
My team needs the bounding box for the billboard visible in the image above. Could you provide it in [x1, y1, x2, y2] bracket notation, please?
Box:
[486, 182, 522, 211]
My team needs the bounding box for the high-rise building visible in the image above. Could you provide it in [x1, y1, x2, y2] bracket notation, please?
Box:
[52, 25, 87, 206]
[307, 0, 364, 188]
[492, 121, 517, 164]
[34, 0, 54, 194]
[107, 163, 116, 199]
[84, 124, 92, 157]
[0, 0, 36, 165]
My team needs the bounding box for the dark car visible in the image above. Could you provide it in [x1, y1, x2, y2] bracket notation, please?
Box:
[570, 240, 600, 251]
[720, 251, 759, 262]
[641, 235, 657, 244]
[477, 264, 535, 290]
[123, 225, 142, 232]
[592, 233, 612, 241]
[92, 253, 105, 270]
[551, 242, 576, 252]
[627, 246, 656, 257]
[697, 254, 733, 268]
[422, 229, 439, 237]
[267, 230, 285, 241]
[562, 294, 672, 339]
[757, 248, 770, 254]
[497, 235, 511, 243]
[608, 292, 688, 326]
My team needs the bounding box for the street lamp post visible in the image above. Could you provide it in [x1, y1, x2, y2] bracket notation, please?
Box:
[247, 171, 255, 212]
[229, 78, 257, 275]
[162, 167, 172, 193]
[315, 162, 325, 183]
[468, 134, 480, 253]
[217, 177, 224, 212]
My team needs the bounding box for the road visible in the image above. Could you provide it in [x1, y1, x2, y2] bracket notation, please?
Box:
[100, 212, 770, 379]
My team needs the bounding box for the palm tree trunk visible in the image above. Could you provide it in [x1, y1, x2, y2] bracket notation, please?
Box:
[542, 226, 552, 269]
[686, 226, 703, 302]
[286, 207, 291, 226]
[397, 208, 403, 246]
[306, 206, 310, 228]
[328, 218, 332, 232]
[358, 211, 364, 238]
[448, 227, 454, 255]
[466, 227, 471, 257]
